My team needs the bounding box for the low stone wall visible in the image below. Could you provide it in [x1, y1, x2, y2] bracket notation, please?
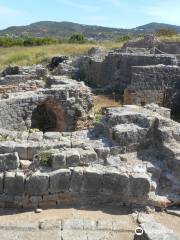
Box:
[79, 53, 176, 89]
[157, 41, 180, 54]
[0, 166, 151, 208]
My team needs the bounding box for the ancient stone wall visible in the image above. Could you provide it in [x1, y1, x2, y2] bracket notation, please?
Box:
[0, 77, 93, 132]
[124, 65, 180, 107]
[157, 42, 180, 54]
[0, 105, 179, 208]
[79, 53, 176, 89]
[0, 166, 151, 208]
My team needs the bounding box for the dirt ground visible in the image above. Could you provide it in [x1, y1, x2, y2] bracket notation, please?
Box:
[154, 211, 180, 236]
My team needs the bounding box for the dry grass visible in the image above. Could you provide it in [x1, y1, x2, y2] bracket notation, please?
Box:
[93, 95, 122, 114]
[159, 34, 180, 42]
[0, 42, 123, 69]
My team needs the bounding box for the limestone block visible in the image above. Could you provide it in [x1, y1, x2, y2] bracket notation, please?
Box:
[141, 221, 180, 240]
[51, 152, 66, 170]
[94, 147, 110, 160]
[14, 143, 28, 160]
[83, 167, 103, 193]
[0, 141, 15, 154]
[25, 172, 49, 195]
[49, 169, 71, 193]
[66, 149, 80, 167]
[70, 167, 84, 192]
[28, 132, 43, 141]
[4, 171, 25, 194]
[130, 173, 151, 198]
[39, 220, 61, 230]
[103, 169, 129, 198]
[113, 124, 147, 146]
[79, 148, 98, 165]
[0, 152, 20, 171]
[62, 219, 84, 230]
[27, 143, 42, 160]
[43, 132, 61, 140]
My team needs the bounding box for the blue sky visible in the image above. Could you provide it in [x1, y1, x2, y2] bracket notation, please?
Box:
[0, 0, 180, 30]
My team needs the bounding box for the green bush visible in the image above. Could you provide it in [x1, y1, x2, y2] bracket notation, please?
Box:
[0, 37, 63, 47]
[116, 34, 132, 42]
[68, 33, 85, 43]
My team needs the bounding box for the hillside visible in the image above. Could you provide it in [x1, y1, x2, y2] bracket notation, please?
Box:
[0, 21, 129, 40]
[0, 21, 180, 40]
[132, 22, 180, 34]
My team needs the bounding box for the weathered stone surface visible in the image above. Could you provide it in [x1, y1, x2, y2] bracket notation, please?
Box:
[39, 220, 61, 230]
[79, 52, 176, 90]
[70, 167, 84, 192]
[4, 171, 25, 194]
[0, 152, 19, 171]
[51, 152, 66, 170]
[141, 221, 180, 240]
[0, 221, 39, 231]
[0, 77, 93, 132]
[43, 132, 61, 140]
[124, 65, 180, 109]
[79, 149, 98, 165]
[103, 169, 129, 198]
[130, 173, 151, 198]
[166, 208, 180, 217]
[25, 172, 49, 195]
[28, 132, 43, 141]
[66, 149, 80, 167]
[62, 219, 84, 230]
[49, 169, 71, 193]
[83, 167, 103, 193]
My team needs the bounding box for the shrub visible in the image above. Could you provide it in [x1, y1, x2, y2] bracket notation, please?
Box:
[68, 33, 85, 43]
[116, 34, 132, 42]
[0, 37, 62, 47]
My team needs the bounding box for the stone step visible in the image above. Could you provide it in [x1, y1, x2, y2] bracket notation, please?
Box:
[112, 123, 148, 148]
[0, 218, 136, 240]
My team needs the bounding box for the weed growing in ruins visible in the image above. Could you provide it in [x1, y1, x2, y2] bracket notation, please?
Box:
[39, 152, 52, 166]
[0, 134, 9, 142]
[95, 113, 103, 123]
[29, 128, 40, 133]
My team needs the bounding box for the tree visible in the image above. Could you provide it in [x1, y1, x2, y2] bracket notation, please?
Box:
[68, 33, 85, 43]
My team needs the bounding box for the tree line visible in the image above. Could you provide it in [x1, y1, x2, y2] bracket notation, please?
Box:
[0, 33, 87, 47]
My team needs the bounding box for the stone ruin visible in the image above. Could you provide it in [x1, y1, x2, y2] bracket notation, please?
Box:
[0, 58, 179, 211]
[0, 35, 180, 216]
[0, 41, 180, 239]
[61, 35, 179, 117]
